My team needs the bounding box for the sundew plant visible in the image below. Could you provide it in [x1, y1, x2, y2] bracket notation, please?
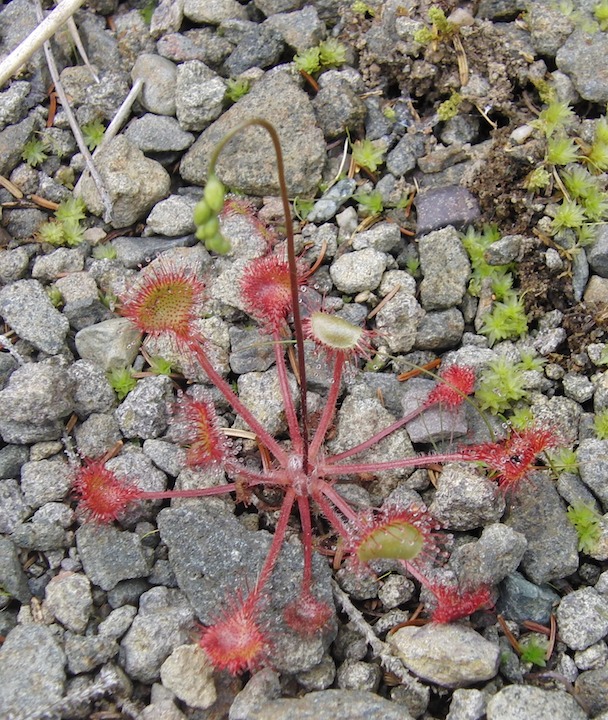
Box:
[73, 120, 558, 676]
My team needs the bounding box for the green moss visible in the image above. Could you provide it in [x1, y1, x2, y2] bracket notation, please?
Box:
[519, 636, 548, 667]
[108, 366, 137, 400]
[480, 293, 529, 346]
[475, 356, 528, 414]
[225, 78, 250, 103]
[351, 138, 386, 173]
[82, 120, 105, 151]
[22, 137, 48, 167]
[594, 409, 608, 439]
[567, 502, 602, 553]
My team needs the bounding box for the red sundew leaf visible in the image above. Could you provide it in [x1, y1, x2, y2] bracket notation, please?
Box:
[199, 594, 269, 675]
[348, 504, 446, 569]
[283, 591, 334, 636]
[73, 459, 140, 523]
[428, 583, 495, 623]
[465, 427, 559, 491]
[173, 394, 227, 467]
[240, 254, 305, 333]
[119, 262, 205, 344]
[426, 365, 476, 408]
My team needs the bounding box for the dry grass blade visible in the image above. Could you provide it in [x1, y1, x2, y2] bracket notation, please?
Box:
[0, 0, 86, 87]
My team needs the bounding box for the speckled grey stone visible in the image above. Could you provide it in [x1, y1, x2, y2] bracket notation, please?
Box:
[79, 136, 171, 228]
[120, 586, 197, 683]
[577, 438, 608, 509]
[65, 633, 118, 675]
[181, 72, 325, 196]
[419, 226, 470, 310]
[415, 187, 480, 235]
[497, 571, 560, 625]
[503, 472, 579, 584]
[184, 0, 248, 24]
[115, 375, 173, 440]
[20, 457, 72, 508]
[124, 114, 195, 153]
[74, 317, 142, 372]
[131, 54, 178, 115]
[76, 523, 150, 591]
[415, 308, 465, 350]
[44, 571, 93, 634]
[330, 247, 387, 294]
[486, 684, 587, 720]
[145, 195, 197, 237]
[557, 29, 608, 104]
[556, 586, 608, 651]
[430, 466, 504, 531]
[0, 535, 30, 602]
[389, 623, 500, 688]
[0, 624, 66, 719]
[0, 279, 69, 354]
[264, 5, 325, 52]
[175, 60, 226, 132]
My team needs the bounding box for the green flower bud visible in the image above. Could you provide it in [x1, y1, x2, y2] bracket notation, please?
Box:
[193, 199, 212, 226]
[204, 174, 225, 213]
[206, 233, 231, 255]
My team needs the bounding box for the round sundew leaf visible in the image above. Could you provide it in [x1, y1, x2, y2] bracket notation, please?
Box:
[357, 520, 425, 562]
[309, 312, 364, 352]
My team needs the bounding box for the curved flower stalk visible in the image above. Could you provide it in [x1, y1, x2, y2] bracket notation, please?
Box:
[72, 119, 562, 676]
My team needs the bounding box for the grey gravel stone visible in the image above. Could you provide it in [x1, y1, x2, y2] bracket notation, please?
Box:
[111, 234, 198, 268]
[160, 644, 217, 709]
[415, 308, 465, 351]
[0, 478, 30, 534]
[74, 317, 142, 372]
[79, 136, 171, 228]
[297, 655, 336, 691]
[124, 114, 195, 153]
[0, 81, 30, 129]
[145, 195, 197, 237]
[430, 466, 504, 531]
[586, 226, 608, 277]
[68, 359, 116, 416]
[176, 60, 226, 132]
[65, 633, 118, 675]
[0, 444, 28, 479]
[143, 439, 187, 478]
[0, 535, 30, 602]
[389, 623, 500, 688]
[415, 187, 480, 235]
[76, 523, 150, 591]
[556, 586, 608, 651]
[131, 54, 178, 115]
[0, 114, 38, 178]
[447, 688, 486, 720]
[562, 372, 595, 403]
[224, 23, 285, 75]
[181, 72, 325, 196]
[486, 684, 587, 720]
[44, 571, 93, 633]
[504, 472, 579, 584]
[231, 686, 414, 720]
[312, 77, 366, 139]
[229, 325, 276, 374]
[557, 29, 608, 104]
[451, 523, 527, 589]
[330, 247, 387, 294]
[31, 247, 85, 281]
[0, 624, 66, 719]
[98, 604, 138, 640]
[0, 279, 69, 354]
[115, 375, 172, 440]
[20, 457, 72, 508]
[497, 571, 560, 625]
[0, 247, 30, 284]
[419, 226, 470, 310]
[158, 28, 234, 65]
[336, 660, 381, 692]
[577, 439, 608, 509]
[0, 364, 74, 443]
[387, 133, 426, 177]
[264, 5, 325, 52]
[352, 221, 402, 253]
[120, 586, 196, 684]
[307, 178, 357, 223]
[235, 368, 298, 436]
[184, 0, 248, 24]
[575, 662, 608, 717]
[378, 574, 414, 610]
